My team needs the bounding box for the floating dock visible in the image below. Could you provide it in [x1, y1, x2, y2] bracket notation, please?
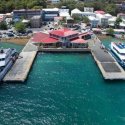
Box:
[90, 37, 125, 80]
[3, 41, 38, 82]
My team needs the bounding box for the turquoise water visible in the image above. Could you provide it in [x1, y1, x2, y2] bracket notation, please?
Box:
[102, 37, 125, 47]
[0, 42, 23, 52]
[0, 41, 125, 125]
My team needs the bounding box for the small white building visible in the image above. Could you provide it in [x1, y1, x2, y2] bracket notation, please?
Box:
[59, 9, 70, 18]
[96, 13, 108, 27]
[88, 16, 99, 28]
[84, 7, 94, 12]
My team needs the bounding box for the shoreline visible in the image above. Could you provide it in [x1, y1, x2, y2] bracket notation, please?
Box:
[0, 37, 30, 45]
[96, 34, 111, 41]
[0, 34, 124, 46]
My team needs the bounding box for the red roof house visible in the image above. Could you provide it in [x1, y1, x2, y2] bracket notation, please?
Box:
[71, 38, 86, 44]
[95, 10, 105, 15]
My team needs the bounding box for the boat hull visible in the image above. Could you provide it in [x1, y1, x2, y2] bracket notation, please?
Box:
[0, 49, 18, 82]
[109, 48, 125, 68]
[0, 60, 14, 81]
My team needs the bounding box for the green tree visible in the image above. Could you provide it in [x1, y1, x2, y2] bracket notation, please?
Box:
[84, 2, 105, 11]
[105, 4, 116, 15]
[106, 28, 114, 36]
[82, 16, 90, 24]
[76, 2, 84, 11]
[32, 6, 43, 9]
[115, 17, 122, 28]
[72, 14, 82, 23]
[0, 0, 47, 12]
[0, 22, 7, 30]
[60, 17, 66, 24]
[15, 22, 26, 32]
[57, 0, 77, 12]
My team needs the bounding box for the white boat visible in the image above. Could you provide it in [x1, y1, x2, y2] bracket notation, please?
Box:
[110, 42, 125, 68]
[0, 48, 18, 81]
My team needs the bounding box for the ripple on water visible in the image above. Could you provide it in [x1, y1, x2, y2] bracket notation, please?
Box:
[0, 42, 125, 124]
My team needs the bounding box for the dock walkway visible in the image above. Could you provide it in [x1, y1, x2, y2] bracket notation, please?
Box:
[90, 37, 125, 80]
[3, 41, 37, 82]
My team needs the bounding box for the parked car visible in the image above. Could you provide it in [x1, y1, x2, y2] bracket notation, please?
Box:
[50, 28, 54, 30]
[72, 25, 80, 30]
[6, 32, 14, 37]
[26, 30, 33, 34]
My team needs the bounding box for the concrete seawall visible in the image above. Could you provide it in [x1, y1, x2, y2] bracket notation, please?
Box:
[38, 47, 91, 53]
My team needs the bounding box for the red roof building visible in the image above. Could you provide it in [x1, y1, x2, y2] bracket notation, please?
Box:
[32, 32, 49, 42]
[32, 32, 58, 43]
[31, 28, 92, 48]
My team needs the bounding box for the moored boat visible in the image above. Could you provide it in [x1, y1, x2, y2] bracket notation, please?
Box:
[0, 48, 18, 81]
[110, 42, 125, 68]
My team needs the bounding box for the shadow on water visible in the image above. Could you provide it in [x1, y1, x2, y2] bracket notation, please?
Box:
[104, 79, 125, 85]
[38, 52, 90, 55]
[0, 81, 27, 87]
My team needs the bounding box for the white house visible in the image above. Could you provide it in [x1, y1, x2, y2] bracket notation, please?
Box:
[71, 8, 96, 17]
[88, 16, 99, 28]
[71, 8, 82, 16]
[108, 16, 116, 27]
[104, 13, 112, 19]
[120, 18, 125, 28]
[108, 16, 125, 28]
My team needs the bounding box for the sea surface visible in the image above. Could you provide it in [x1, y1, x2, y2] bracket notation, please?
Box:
[0, 40, 125, 125]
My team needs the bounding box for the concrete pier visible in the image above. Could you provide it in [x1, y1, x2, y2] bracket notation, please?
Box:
[3, 35, 125, 82]
[90, 37, 125, 80]
[3, 41, 37, 82]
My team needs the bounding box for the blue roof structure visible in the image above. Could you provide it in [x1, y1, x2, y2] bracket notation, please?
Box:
[116, 43, 125, 49]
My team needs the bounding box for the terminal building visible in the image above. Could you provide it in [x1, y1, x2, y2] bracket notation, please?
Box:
[31, 28, 91, 48]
